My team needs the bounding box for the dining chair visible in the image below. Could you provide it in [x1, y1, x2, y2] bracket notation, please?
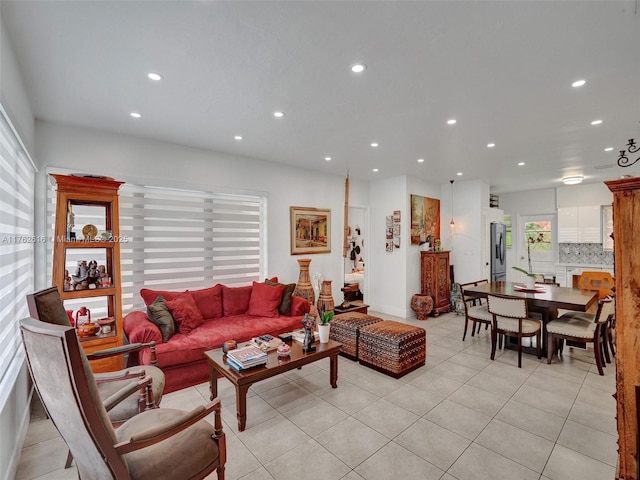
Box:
[459, 280, 493, 340]
[487, 295, 542, 368]
[546, 296, 615, 375]
[20, 317, 226, 480]
[27, 286, 166, 467]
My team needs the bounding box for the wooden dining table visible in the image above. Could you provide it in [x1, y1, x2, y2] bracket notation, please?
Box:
[463, 281, 599, 355]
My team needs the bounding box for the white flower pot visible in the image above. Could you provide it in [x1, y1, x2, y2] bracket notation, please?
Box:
[318, 324, 330, 343]
[525, 276, 536, 289]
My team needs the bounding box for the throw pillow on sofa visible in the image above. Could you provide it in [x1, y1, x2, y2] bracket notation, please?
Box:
[189, 284, 223, 319]
[221, 285, 253, 316]
[165, 292, 205, 334]
[147, 294, 176, 343]
[265, 279, 296, 315]
[247, 281, 284, 317]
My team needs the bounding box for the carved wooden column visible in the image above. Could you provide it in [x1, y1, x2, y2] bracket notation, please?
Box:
[606, 177, 640, 480]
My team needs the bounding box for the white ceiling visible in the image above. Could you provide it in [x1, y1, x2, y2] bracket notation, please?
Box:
[2, 0, 639, 193]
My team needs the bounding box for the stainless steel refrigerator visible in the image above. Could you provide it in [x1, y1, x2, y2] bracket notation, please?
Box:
[490, 222, 507, 282]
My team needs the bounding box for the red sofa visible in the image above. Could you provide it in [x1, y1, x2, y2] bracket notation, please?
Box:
[123, 281, 311, 393]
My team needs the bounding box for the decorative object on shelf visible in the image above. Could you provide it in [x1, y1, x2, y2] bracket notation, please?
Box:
[277, 343, 291, 358]
[96, 317, 115, 334]
[66, 202, 75, 241]
[64, 269, 72, 291]
[74, 306, 91, 326]
[301, 313, 316, 352]
[411, 293, 434, 320]
[76, 307, 100, 337]
[311, 271, 322, 304]
[293, 258, 315, 304]
[290, 206, 331, 255]
[318, 310, 334, 343]
[66, 309, 75, 326]
[71, 259, 101, 290]
[82, 223, 98, 240]
[617, 125, 639, 168]
[317, 279, 334, 314]
[410, 194, 440, 245]
[222, 339, 237, 354]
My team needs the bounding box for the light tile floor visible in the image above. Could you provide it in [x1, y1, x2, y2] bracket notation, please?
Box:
[16, 311, 618, 480]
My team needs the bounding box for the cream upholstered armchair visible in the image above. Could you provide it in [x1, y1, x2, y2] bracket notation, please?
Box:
[20, 317, 226, 480]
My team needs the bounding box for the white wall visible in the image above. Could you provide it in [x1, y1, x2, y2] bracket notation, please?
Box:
[557, 183, 612, 208]
[34, 121, 370, 306]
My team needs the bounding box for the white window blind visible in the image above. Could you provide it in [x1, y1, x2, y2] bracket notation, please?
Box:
[47, 178, 266, 314]
[0, 106, 35, 407]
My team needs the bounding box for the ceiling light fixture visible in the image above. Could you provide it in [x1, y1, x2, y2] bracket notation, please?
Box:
[562, 176, 584, 185]
[591, 119, 603, 125]
[449, 180, 455, 227]
[130, 112, 142, 118]
[604, 147, 614, 151]
[147, 72, 163, 81]
[518, 162, 526, 166]
[447, 119, 457, 125]
[572, 79, 586, 87]
[487, 143, 496, 148]
[273, 111, 285, 118]
[234, 135, 243, 140]
[372, 168, 379, 172]
[456, 172, 463, 176]
[325, 156, 332, 161]
[351, 63, 366, 73]
[370, 142, 379, 147]
[417, 158, 424, 163]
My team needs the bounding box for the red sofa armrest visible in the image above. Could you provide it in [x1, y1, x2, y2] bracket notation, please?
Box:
[123, 311, 163, 346]
[290, 295, 311, 316]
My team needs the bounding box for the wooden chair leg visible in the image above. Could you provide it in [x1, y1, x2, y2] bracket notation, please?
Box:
[594, 334, 605, 376]
[536, 331, 541, 360]
[490, 327, 498, 360]
[462, 317, 469, 341]
[517, 333, 522, 368]
[601, 326, 612, 364]
[546, 332, 554, 364]
[64, 449, 73, 469]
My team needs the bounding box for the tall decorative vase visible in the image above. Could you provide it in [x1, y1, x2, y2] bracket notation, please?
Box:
[317, 279, 334, 313]
[294, 258, 315, 305]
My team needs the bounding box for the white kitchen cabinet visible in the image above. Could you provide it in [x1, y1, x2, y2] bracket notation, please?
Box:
[557, 206, 601, 243]
[556, 264, 615, 287]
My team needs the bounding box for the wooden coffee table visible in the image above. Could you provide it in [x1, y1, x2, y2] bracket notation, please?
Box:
[205, 339, 342, 431]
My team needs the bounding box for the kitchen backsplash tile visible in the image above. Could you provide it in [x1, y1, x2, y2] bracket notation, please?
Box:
[558, 243, 614, 265]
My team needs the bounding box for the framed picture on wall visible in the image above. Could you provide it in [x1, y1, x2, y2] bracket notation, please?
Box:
[290, 206, 331, 255]
[410, 194, 440, 245]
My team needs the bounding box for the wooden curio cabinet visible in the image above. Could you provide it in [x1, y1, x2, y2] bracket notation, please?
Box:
[606, 177, 640, 480]
[51, 174, 125, 373]
[420, 251, 451, 316]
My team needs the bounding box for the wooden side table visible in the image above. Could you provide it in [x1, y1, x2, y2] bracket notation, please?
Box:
[334, 301, 369, 315]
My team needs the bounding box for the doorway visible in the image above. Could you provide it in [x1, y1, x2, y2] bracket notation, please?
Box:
[343, 206, 367, 304]
[517, 214, 557, 278]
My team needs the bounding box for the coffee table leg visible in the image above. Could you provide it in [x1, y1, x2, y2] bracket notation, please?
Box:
[209, 368, 218, 401]
[330, 353, 338, 388]
[236, 384, 250, 432]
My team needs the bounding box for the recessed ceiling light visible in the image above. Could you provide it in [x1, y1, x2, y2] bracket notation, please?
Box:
[518, 162, 526, 166]
[447, 119, 457, 125]
[572, 79, 586, 87]
[562, 176, 584, 185]
[417, 158, 425, 163]
[273, 111, 285, 118]
[591, 119, 603, 125]
[456, 172, 463, 176]
[324, 156, 332, 161]
[147, 72, 163, 81]
[130, 112, 142, 118]
[234, 135, 243, 140]
[351, 63, 366, 73]
[604, 147, 614, 151]
[370, 142, 379, 148]
[487, 143, 496, 148]
[372, 168, 379, 172]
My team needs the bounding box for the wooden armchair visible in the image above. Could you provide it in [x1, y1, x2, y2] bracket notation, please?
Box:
[20, 317, 226, 480]
[459, 280, 493, 340]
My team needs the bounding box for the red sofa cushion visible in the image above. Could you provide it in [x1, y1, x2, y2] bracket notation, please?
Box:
[221, 285, 253, 316]
[140, 288, 184, 306]
[189, 284, 222, 319]
[165, 292, 205, 334]
[247, 281, 283, 317]
[291, 294, 312, 316]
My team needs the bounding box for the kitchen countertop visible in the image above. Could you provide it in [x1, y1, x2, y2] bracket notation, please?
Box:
[556, 263, 614, 268]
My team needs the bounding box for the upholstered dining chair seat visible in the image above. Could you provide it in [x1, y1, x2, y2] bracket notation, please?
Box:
[116, 408, 220, 480]
[495, 317, 542, 334]
[467, 305, 492, 321]
[547, 316, 597, 338]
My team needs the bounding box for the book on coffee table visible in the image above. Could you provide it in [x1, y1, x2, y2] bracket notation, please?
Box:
[226, 344, 268, 368]
[291, 329, 319, 344]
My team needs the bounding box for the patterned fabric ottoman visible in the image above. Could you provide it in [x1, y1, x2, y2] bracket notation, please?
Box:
[358, 320, 426, 378]
[329, 312, 384, 360]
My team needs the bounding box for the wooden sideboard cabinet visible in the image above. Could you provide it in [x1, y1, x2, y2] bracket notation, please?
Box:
[606, 177, 639, 480]
[420, 251, 451, 316]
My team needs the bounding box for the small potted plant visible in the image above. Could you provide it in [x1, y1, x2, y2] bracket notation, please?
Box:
[318, 310, 334, 343]
[512, 266, 537, 289]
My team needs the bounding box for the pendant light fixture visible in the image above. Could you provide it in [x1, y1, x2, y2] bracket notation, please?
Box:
[449, 180, 455, 227]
